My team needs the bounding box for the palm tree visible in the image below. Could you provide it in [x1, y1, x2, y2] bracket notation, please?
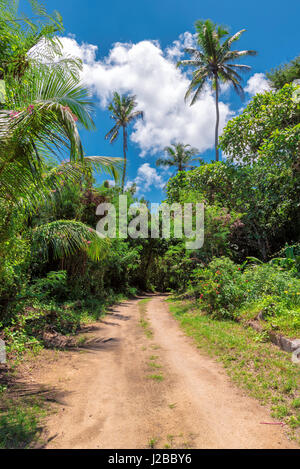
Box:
[0, 64, 122, 203]
[156, 143, 201, 173]
[105, 92, 143, 192]
[178, 19, 257, 161]
[0, 0, 121, 198]
[0, 1, 121, 302]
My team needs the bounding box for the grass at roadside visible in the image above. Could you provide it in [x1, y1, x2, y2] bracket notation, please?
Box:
[0, 387, 47, 448]
[168, 299, 300, 442]
[236, 300, 300, 339]
[3, 293, 129, 367]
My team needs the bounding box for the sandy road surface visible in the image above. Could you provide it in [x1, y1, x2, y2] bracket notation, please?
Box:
[39, 295, 296, 449]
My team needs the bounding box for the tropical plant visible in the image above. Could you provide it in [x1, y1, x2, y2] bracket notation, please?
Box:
[267, 55, 300, 90]
[0, 0, 122, 205]
[0, 3, 123, 311]
[31, 219, 109, 263]
[0, 0, 64, 80]
[219, 83, 300, 164]
[178, 19, 256, 161]
[105, 92, 143, 191]
[155, 143, 201, 173]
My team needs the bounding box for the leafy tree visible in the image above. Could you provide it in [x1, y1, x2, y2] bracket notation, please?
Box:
[267, 55, 300, 90]
[155, 143, 201, 173]
[178, 19, 256, 161]
[166, 159, 300, 261]
[105, 92, 143, 191]
[219, 83, 300, 165]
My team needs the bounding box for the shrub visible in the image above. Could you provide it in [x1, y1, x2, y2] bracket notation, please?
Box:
[242, 263, 300, 306]
[28, 271, 68, 302]
[189, 257, 245, 318]
[188, 257, 300, 331]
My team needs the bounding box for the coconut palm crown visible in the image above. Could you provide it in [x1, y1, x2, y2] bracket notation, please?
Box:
[178, 19, 257, 161]
[105, 92, 143, 191]
[156, 143, 201, 173]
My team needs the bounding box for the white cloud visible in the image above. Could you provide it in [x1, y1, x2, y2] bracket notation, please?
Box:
[133, 163, 165, 193]
[59, 35, 232, 157]
[57, 36, 97, 65]
[124, 163, 165, 194]
[245, 73, 271, 96]
[124, 180, 134, 191]
[165, 32, 197, 60]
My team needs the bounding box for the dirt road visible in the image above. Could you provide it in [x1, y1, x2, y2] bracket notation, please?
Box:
[40, 295, 296, 449]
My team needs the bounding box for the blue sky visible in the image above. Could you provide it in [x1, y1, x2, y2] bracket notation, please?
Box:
[24, 0, 300, 202]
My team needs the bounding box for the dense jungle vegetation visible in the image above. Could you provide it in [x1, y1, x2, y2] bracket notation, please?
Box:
[0, 0, 299, 447]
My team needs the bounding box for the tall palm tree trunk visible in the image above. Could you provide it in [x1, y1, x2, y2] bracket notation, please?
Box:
[214, 75, 220, 162]
[122, 125, 127, 192]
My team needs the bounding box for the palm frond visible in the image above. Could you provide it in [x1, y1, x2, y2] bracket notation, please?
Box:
[156, 143, 200, 172]
[224, 50, 257, 61]
[156, 157, 174, 167]
[178, 19, 256, 114]
[84, 155, 123, 181]
[127, 110, 144, 122]
[177, 59, 202, 68]
[185, 76, 208, 105]
[218, 29, 246, 60]
[0, 64, 96, 175]
[224, 63, 251, 72]
[32, 220, 110, 262]
[105, 124, 120, 143]
[220, 69, 244, 99]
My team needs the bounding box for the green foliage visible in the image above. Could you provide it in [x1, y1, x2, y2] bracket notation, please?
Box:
[31, 220, 109, 262]
[0, 2, 121, 356]
[242, 263, 300, 303]
[0, 0, 63, 81]
[267, 55, 300, 90]
[0, 232, 30, 303]
[273, 243, 300, 276]
[188, 257, 245, 318]
[0, 404, 44, 449]
[28, 271, 68, 301]
[178, 18, 256, 160]
[153, 243, 194, 291]
[167, 158, 300, 260]
[187, 256, 300, 334]
[156, 143, 201, 173]
[105, 92, 143, 191]
[219, 83, 300, 164]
